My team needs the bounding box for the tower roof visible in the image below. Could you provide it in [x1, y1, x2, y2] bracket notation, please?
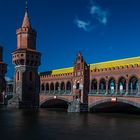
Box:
[77, 51, 82, 57]
[22, 1, 31, 28]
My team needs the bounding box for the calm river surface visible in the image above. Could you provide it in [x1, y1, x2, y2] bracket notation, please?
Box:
[0, 108, 140, 140]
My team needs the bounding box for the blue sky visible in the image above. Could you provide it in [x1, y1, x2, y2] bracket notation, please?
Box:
[0, 0, 140, 78]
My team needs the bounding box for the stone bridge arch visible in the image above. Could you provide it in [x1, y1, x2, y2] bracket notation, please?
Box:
[89, 98, 140, 112]
[40, 96, 73, 108]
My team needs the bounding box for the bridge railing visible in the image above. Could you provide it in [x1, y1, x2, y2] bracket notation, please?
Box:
[117, 90, 126, 95]
[90, 90, 98, 94]
[40, 90, 72, 95]
[89, 90, 106, 95]
[89, 90, 140, 97]
[128, 90, 138, 95]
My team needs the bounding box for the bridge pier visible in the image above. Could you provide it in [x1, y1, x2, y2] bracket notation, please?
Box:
[68, 100, 80, 112]
[68, 99, 88, 112]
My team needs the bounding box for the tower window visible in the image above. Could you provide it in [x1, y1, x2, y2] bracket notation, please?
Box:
[21, 54, 24, 57]
[17, 71, 20, 81]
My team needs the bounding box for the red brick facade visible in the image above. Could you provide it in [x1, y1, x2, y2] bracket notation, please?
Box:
[40, 54, 140, 110]
[11, 7, 41, 108]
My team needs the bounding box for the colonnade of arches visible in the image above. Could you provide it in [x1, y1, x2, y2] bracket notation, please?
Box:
[41, 81, 72, 94]
[90, 76, 139, 95]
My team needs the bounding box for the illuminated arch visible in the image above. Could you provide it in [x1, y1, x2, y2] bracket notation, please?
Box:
[108, 77, 116, 94]
[129, 76, 138, 95]
[118, 77, 126, 94]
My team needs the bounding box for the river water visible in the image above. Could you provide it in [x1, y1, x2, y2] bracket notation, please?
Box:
[0, 108, 140, 140]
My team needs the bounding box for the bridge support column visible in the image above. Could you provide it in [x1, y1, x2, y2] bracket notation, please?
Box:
[138, 78, 140, 95]
[125, 80, 129, 95]
[116, 83, 118, 95]
[68, 99, 88, 112]
[97, 82, 99, 94]
[68, 99, 80, 112]
[105, 80, 108, 95]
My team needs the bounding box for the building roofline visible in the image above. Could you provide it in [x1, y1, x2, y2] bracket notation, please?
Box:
[90, 56, 140, 69]
[40, 56, 140, 76]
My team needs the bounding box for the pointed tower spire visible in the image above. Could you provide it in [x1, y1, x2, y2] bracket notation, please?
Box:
[22, 0, 31, 28]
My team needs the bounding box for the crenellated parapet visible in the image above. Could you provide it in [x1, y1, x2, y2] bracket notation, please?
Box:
[90, 56, 140, 72]
[12, 49, 41, 66]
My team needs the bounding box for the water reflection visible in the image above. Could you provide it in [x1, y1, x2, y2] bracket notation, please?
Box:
[0, 108, 140, 140]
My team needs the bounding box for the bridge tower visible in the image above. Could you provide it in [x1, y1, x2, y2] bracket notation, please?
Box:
[68, 52, 89, 112]
[12, 3, 41, 108]
[0, 46, 7, 104]
[73, 52, 90, 104]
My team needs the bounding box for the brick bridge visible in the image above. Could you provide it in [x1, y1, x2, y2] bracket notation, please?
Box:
[39, 92, 140, 111]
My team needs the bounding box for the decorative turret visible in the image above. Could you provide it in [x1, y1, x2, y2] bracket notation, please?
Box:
[74, 52, 85, 75]
[16, 4, 36, 50]
[22, 6, 31, 28]
[11, 1, 41, 108]
[73, 52, 89, 104]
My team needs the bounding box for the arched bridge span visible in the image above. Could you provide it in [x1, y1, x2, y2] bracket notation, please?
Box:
[89, 96, 140, 112]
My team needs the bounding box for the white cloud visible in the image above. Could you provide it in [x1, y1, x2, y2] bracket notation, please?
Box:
[74, 1, 109, 32]
[74, 18, 91, 31]
[90, 3, 108, 25]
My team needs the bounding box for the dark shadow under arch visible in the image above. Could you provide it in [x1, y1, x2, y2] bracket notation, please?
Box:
[89, 98, 140, 113]
[40, 98, 69, 109]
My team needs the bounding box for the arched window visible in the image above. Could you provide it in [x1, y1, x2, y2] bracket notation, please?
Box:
[108, 78, 116, 94]
[118, 77, 126, 94]
[61, 82, 65, 90]
[91, 79, 97, 94]
[55, 82, 60, 94]
[46, 83, 49, 93]
[41, 83, 45, 91]
[99, 78, 106, 94]
[16, 71, 20, 81]
[129, 76, 138, 95]
[50, 83, 54, 94]
[66, 81, 71, 94]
